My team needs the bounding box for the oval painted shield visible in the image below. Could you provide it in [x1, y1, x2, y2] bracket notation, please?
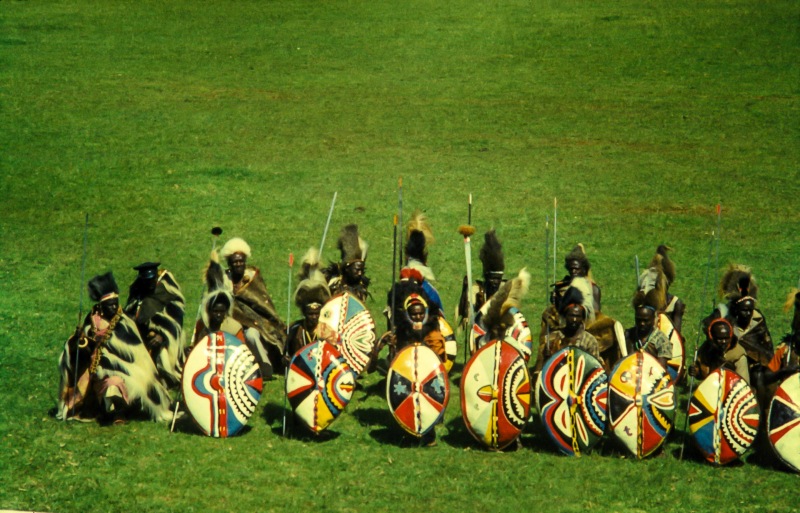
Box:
[440, 317, 457, 372]
[182, 331, 263, 437]
[657, 313, 685, 383]
[471, 306, 532, 361]
[535, 347, 608, 456]
[286, 340, 355, 434]
[608, 352, 675, 458]
[386, 343, 450, 437]
[461, 340, 531, 450]
[768, 372, 800, 472]
[689, 368, 759, 465]
[317, 292, 376, 375]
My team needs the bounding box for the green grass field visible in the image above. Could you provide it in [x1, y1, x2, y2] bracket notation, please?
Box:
[2, 1, 799, 512]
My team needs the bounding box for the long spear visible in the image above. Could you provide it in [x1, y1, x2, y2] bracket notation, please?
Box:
[318, 192, 338, 259]
[635, 255, 640, 286]
[170, 226, 222, 433]
[713, 203, 721, 300]
[679, 216, 716, 459]
[398, 178, 404, 266]
[390, 214, 398, 334]
[552, 198, 558, 284]
[544, 214, 551, 354]
[67, 213, 90, 420]
[282, 252, 294, 437]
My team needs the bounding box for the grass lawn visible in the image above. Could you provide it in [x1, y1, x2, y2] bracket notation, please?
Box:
[1, 1, 798, 512]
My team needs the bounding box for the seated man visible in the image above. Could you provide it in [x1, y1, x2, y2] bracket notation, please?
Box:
[124, 261, 185, 387]
[688, 318, 750, 384]
[220, 237, 286, 375]
[536, 303, 603, 374]
[58, 272, 172, 423]
[624, 305, 673, 370]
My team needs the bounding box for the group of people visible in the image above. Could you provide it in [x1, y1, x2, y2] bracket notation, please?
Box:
[57, 216, 800, 441]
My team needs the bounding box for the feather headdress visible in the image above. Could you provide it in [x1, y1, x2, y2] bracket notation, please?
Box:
[479, 229, 505, 276]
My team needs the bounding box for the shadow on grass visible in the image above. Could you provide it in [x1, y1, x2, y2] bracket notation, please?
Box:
[352, 407, 437, 448]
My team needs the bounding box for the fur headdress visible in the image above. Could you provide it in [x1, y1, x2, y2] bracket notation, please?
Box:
[719, 264, 758, 303]
[635, 246, 672, 311]
[553, 275, 596, 323]
[565, 243, 591, 273]
[405, 211, 436, 281]
[220, 237, 252, 260]
[479, 230, 505, 277]
[482, 268, 530, 338]
[652, 245, 675, 285]
[88, 272, 119, 303]
[294, 248, 331, 310]
[201, 250, 234, 327]
[338, 224, 367, 263]
[405, 210, 434, 263]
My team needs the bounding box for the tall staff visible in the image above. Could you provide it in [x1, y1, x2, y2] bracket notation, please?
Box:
[170, 226, 223, 433]
[282, 252, 294, 437]
[459, 223, 476, 362]
[68, 213, 90, 420]
[679, 207, 718, 458]
[318, 192, 338, 259]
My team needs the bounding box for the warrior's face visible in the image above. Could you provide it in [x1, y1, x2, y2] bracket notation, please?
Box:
[227, 253, 247, 281]
[407, 302, 426, 331]
[634, 307, 655, 338]
[563, 305, 585, 334]
[343, 260, 364, 285]
[484, 273, 503, 298]
[710, 322, 732, 353]
[209, 301, 228, 330]
[566, 259, 585, 278]
[99, 298, 119, 320]
[303, 304, 322, 331]
[734, 299, 755, 328]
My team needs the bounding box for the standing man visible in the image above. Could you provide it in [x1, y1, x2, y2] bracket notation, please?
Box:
[220, 237, 286, 377]
[124, 262, 184, 387]
[564, 244, 602, 313]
